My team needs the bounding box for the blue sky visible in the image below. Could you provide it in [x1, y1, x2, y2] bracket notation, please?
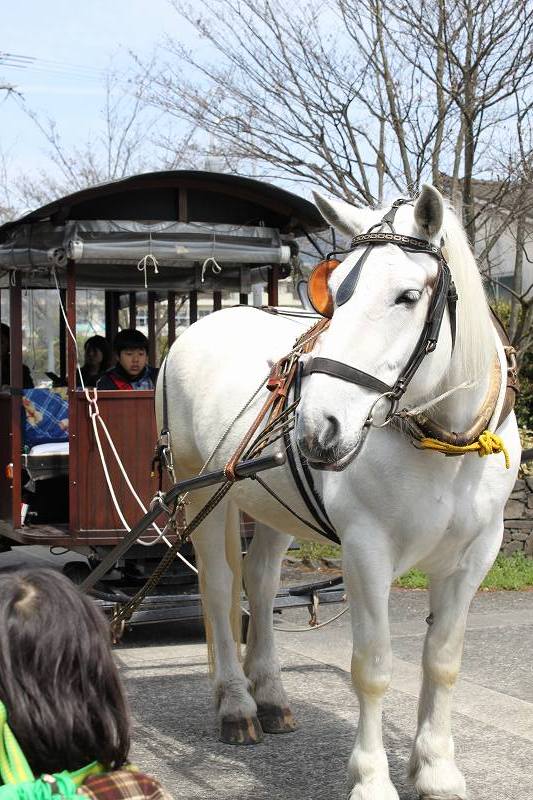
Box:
[0, 0, 199, 178]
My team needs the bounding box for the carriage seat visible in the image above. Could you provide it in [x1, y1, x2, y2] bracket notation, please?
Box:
[21, 388, 69, 482]
[22, 441, 69, 482]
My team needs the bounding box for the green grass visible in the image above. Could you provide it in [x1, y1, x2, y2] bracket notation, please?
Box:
[479, 553, 533, 590]
[290, 543, 533, 591]
[291, 541, 342, 561]
[396, 554, 533, 591]
[394, 568, 429, 589]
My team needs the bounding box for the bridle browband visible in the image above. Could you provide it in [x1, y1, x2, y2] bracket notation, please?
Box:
[304, 198, 459, 424]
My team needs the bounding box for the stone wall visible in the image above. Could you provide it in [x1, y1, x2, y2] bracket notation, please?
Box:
[502, 476, 533, 556]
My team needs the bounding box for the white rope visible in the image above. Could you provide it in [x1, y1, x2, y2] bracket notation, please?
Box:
[84, 389, 197, 570]
[137, 233, 159, 288]
[51, 268, 86, 390]
[400, 379, 478, 417]
[137, 254, 159, 289]
[273, 603, 348, 633]
[28, 287, 37, 370]
[201, 232, 222, 283]
[51, 269, 196, 572]
[201, 257, 222, 283]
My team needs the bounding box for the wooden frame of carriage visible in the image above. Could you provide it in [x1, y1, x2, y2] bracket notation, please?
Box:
[0, 169, 344, 624]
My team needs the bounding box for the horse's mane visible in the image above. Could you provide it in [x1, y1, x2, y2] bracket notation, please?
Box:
[440, 204, 495, 385]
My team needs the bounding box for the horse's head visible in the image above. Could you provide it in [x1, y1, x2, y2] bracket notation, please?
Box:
[296, 185, 462, 471]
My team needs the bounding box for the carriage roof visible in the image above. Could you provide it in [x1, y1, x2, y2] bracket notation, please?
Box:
[0, 171, 326, 291]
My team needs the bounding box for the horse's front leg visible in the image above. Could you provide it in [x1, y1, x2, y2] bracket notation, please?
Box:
[192, 500, 262, 745]
[343, 533, 399, 800]
[242, 522, 297, 733]
[410, 524, 502, 799]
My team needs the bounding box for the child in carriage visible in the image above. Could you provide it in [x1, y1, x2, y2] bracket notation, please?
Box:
[97, 330, 158, 391]
[0, 568, 172, 800]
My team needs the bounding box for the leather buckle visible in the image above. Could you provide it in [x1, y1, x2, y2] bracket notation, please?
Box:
[267, 374, 284, 392]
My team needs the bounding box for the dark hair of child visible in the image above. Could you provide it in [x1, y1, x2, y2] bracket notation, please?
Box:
[113, 329, 149, 356]
[0, 569, 130, 777]
[84, 335, 113, 371]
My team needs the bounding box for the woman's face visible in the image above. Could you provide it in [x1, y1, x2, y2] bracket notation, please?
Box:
[85, 345, 103, 368]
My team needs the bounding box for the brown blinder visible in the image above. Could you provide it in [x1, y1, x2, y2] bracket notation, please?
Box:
[307, 259, 340, 317]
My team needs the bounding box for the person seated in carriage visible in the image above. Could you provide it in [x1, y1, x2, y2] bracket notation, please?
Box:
[78, 335, 113, 388]
[1, 323, 34, 388]
[0, 568, 172, 800]
[97, 329, 158, 391]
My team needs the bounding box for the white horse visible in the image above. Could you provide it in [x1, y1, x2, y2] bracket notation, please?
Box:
[156, 186, 520, 800]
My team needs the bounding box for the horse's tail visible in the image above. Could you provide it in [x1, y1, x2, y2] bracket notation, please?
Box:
[225, 501, 244, 659]
[198, 500, 242, 673]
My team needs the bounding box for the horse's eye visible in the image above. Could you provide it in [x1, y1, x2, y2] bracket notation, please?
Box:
[395, 290, 421, 305]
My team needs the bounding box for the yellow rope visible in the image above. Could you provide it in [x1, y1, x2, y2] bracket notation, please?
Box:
[419, 430, 510, 469]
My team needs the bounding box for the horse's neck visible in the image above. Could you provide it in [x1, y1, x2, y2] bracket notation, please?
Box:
[428, 336, 498, 433]
[432, 372, 493, 432]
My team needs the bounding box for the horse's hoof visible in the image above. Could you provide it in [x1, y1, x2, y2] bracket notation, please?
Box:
[219, 715, 264, 745]
[257, 704, 298, 734]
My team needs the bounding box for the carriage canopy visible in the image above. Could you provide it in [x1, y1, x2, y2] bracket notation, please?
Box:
[0, 170, 326, 291]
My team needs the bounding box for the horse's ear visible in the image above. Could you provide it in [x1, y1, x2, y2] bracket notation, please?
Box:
[414, 185, 444, 239]
[313, 192, 366, 236]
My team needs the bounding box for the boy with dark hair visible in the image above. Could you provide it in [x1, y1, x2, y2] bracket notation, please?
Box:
[97, 329, 158, 390]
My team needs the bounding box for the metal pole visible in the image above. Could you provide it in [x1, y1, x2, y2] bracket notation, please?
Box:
[79, 451, 286, 594]
[129, 292, 137, 328]
[66, 260, 79, 532]
[59, 288, 67, 380]
[189, 291, 198, 324]
[9, 274, 22, 527]
[167, 291, 176, 346]
[267, 265, 279, 306]
[148, 291, 156, 365]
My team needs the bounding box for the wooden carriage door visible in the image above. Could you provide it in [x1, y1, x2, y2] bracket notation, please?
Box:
[70, 390, 160, 539]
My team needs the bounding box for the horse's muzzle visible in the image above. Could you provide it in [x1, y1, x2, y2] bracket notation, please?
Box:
[296, 416, 365, 471]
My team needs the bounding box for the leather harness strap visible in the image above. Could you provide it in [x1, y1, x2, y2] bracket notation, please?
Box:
[304, 357, 392, 395]
[282, 361, 340, 544]
[223, 318, 330, 481]
[490, 307, 520, 430]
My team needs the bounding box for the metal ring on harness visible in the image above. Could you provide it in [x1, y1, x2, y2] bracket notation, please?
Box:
[149, 491, 175, 518]
[365, 391, 400, 428]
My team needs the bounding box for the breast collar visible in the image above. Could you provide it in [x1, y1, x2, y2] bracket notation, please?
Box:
[303, 199, 458, 425]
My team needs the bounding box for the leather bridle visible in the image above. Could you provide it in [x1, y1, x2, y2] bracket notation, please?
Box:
[304, 199, 459, 425]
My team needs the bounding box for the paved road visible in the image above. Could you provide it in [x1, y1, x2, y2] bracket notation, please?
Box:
[2, 550, 530, 798]
[117, 589, 533, 800]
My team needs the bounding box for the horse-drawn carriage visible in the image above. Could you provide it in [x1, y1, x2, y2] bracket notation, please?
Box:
[0, 173, 524, 798]
[0, 169, 341, 621]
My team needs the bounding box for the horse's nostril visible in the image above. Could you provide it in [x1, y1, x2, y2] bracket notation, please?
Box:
[323, 414, 340, 447]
